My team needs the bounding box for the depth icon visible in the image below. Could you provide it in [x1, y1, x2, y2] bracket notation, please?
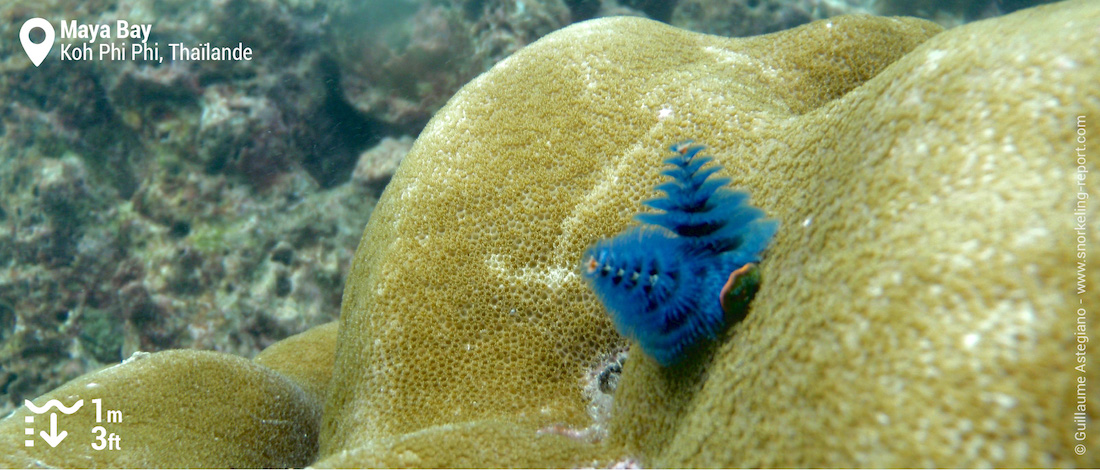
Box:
[23, 399, 83, 447]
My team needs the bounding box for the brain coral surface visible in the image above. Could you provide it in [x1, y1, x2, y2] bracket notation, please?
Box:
[322, 13, 941, 459]
[323, 2, 1098, 467]
[1, 2, 1096, 468]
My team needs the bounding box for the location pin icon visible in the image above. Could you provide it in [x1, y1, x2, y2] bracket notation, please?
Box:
[20, 18, 55, 67]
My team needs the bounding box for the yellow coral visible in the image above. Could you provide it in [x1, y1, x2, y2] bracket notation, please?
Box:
[254, 320, 339, 406]
[2, 2, 1096, 467]
[322, 10, 942, 466]
[315, 419, 605, 468]
[605, 2, 1100, 466]
[0, 350, 319, 468]
[326, 2, 1097, 467]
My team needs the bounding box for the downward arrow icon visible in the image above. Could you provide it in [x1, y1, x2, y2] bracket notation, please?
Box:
[40, 413, 67, 447]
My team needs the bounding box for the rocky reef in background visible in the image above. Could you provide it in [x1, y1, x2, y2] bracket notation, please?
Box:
[0, 0, 391, 416]
[0, 0, 1066, 420]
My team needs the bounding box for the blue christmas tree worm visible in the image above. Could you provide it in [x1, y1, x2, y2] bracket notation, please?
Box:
[582, 141, 778, 366]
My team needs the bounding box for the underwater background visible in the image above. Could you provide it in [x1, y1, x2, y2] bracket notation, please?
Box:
[0, 0, 1057, 418]
[0, 1, 1093, 467]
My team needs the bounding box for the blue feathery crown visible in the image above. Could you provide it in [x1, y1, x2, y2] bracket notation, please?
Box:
[581, 141, 778, 366]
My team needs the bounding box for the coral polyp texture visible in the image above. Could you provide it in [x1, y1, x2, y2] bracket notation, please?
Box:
[1, 1, 1097, 468]
[324, 2, 1097, 466]
[582, 141, 778, 366]
[0, 350, 323, 468]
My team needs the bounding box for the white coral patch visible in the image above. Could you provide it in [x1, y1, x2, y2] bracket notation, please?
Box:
[485, 253, 576, 291]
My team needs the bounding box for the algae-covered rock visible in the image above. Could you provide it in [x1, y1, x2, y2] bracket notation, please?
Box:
[0, 0, 374, 416]
[0, 350, 320, 468]
[324, 1, 1096, 467]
